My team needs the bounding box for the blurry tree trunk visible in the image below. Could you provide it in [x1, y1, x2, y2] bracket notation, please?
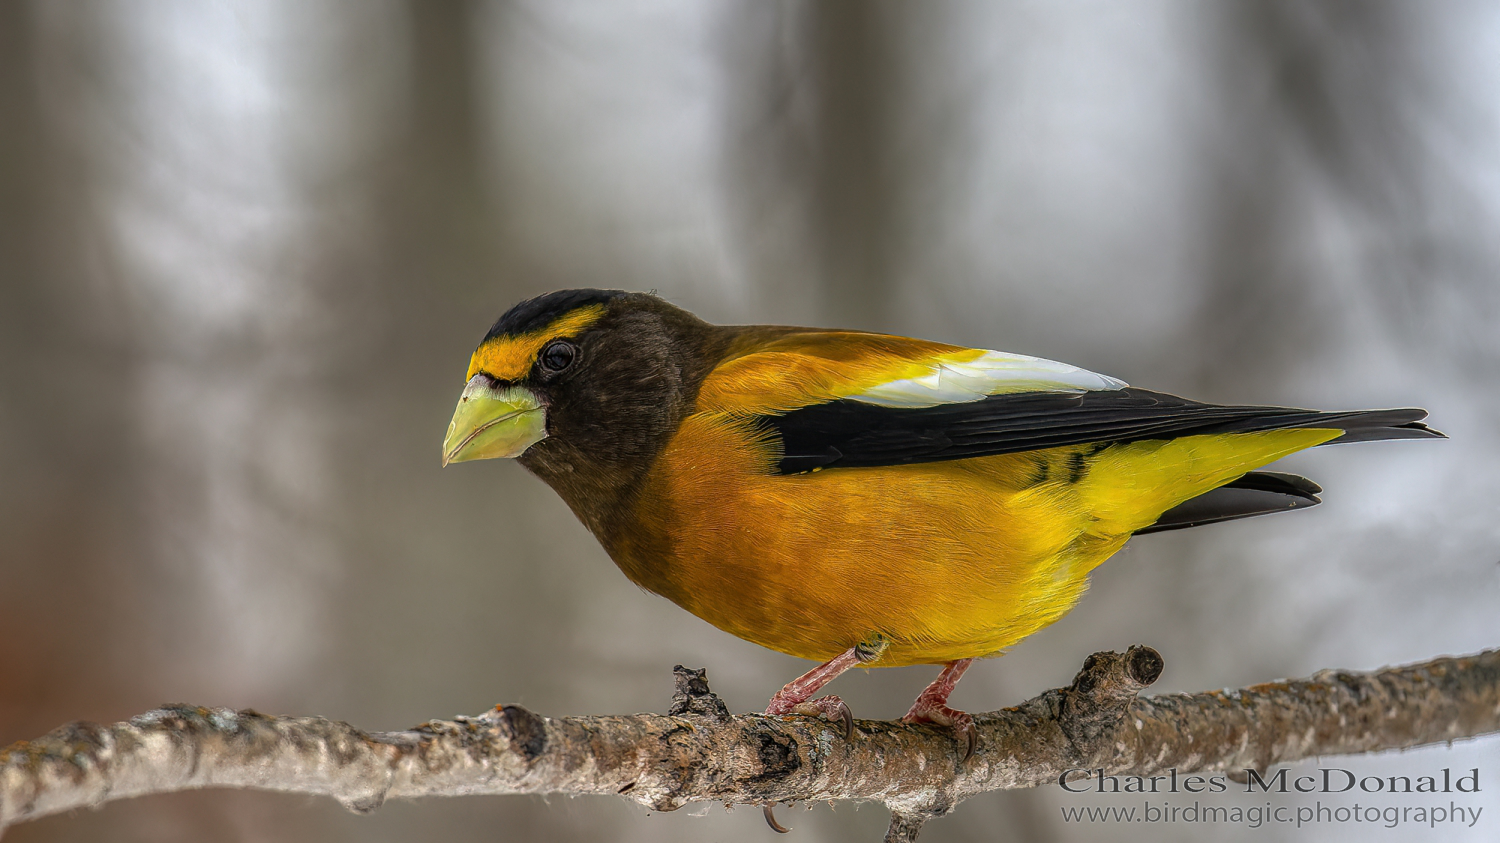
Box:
[806, 1, 902, 329]
[1193, 1, 1419, 392]
[391, 0, 509, 313]
[0, 0, 154, 741]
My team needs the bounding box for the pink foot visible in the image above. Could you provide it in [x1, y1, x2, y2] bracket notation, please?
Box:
[764, 647, 862, 738]
[903, 697, 976, 760]
[767, 691, 854, 738]
[902, 659, 978, 760]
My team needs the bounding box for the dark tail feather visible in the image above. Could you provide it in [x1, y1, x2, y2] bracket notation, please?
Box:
[1319, 408, 1445, 444]
[1204, 406, 1446, 444]
[1136, 471, 1323, 535]
[1135, 409, 1442, 536]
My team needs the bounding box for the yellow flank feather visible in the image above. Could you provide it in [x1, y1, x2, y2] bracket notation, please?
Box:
[1073, 428, 1340, 539]
[466, 304, 607, 382]
[618, 419, 1344, 667]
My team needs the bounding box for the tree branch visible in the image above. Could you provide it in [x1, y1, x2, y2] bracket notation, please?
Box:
[3, 646, 1497, 841]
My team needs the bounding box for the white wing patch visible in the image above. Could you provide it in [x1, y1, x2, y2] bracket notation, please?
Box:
[852, 350, 1126, 408]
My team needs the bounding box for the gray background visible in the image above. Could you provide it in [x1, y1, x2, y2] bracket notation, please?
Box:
[2, 2, 1497, 841]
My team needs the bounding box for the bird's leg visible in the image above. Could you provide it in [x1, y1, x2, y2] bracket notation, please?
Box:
[902, 658, 977, 760]
[764, 645, 865, 738]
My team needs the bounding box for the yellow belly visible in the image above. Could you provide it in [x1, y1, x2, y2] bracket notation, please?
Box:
[612, 414, 1336, 667]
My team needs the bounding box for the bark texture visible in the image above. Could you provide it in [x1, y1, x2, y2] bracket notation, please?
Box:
[3, 646, 1497, 841]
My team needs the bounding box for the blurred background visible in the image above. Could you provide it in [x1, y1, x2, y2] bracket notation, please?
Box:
[2, 1, 1498, 841]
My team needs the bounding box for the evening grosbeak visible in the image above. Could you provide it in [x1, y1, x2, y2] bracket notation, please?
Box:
[442, 289, 1440, 757]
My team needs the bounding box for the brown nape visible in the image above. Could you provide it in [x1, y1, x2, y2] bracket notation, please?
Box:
[516, 293, 737, 544]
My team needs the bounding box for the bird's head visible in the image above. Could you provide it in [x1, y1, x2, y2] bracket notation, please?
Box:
[443, 289, 725, 513]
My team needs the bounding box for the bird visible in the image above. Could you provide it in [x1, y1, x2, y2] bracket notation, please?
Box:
[441, 288, 1441, 758]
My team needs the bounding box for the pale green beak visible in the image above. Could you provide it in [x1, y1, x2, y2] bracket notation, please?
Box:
[442, 376, 547, 466]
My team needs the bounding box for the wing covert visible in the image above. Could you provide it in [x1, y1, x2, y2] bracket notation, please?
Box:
[696, 330, 1124, 415]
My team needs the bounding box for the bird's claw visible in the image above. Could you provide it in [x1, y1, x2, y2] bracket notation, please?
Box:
[960, 717, 977, 761]
[790, 695, 854, 740]
[763, 803, 791, 833]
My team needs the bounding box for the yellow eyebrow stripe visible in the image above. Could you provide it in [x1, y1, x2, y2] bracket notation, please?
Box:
[466, 304, 606, 382]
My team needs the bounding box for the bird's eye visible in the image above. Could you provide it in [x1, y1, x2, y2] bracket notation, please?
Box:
[539, 340, 578, 373]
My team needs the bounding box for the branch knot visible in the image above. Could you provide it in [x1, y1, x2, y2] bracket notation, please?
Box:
[668, 665, 731, 720]
[1059, 645, 1162, 757]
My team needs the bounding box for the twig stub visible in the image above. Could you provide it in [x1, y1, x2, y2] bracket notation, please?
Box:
[669, 665, 731, 720]
[1058, 644, 1163, 755]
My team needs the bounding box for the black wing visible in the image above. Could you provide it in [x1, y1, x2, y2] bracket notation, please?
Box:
[761, 387, 1442, 475]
